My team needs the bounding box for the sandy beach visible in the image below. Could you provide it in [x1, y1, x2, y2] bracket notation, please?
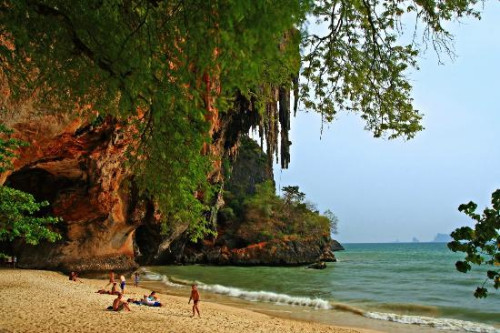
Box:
[0, 269, 381, 333]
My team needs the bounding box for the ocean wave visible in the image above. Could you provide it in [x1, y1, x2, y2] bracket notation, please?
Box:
[142, 270, 164, 281]
[364, 311, 500, 333]
[377, 302, 440, 315]
[142, 270, 184, 288]
[196, 283, 331, 309]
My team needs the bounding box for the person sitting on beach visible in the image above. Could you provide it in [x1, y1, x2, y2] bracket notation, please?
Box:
[139, 294, 162, 307]
[108, 293, 131, 312]
[188, 284, 200, 318]
[149, 291, 160, 302]
[142, 294, 154, 305]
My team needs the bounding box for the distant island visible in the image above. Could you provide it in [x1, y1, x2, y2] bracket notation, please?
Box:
[433, 233, 452, 243]
[412, 237, 420, 243]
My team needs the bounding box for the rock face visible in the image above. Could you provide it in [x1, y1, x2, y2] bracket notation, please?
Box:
[1, 114, 156, 272]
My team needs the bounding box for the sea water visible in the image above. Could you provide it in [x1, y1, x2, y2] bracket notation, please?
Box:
[144, 243, 500, 332]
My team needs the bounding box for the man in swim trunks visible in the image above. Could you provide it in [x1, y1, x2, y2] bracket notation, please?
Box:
[188, 284, 200, 317]
[119, 274, 126, 293]
[112, 293, 131, 312]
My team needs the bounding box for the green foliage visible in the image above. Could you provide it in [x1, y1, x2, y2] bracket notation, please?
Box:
[282, 185, 306, 204]
[0, 125, 61, 247]
[0, 124, 27, 173]
[219, 207, 236, 223]
[232, 181, 338, 245]
[448, 190, 500, 298]
[302, 0, 481, 139]
[0, 186, 61, 245]
[324, 209, 339, 235]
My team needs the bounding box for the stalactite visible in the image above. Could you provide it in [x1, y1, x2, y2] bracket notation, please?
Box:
[222, 82, 296, 173]
[279, 86, 291, 169]
[292, 75, 299, 117]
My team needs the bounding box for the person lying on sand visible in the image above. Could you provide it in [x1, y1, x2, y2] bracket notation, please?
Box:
[188, 284, 200, 318]
[96, 289, 111, 294]
[98, 282, 120, 295]
[107, 293, 131, 312]
[127, 294, 162, 307]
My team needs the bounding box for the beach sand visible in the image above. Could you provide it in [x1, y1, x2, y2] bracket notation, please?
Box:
[0, 269, 382, 333]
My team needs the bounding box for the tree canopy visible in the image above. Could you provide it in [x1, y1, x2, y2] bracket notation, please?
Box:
[0, 0, 483, 237]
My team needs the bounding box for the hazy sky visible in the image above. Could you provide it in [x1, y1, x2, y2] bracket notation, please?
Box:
[273, 3, 500, 243]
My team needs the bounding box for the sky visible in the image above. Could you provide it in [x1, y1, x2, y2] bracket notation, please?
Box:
[272, 2, 500, 243]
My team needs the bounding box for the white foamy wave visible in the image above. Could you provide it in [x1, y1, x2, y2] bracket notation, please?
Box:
[365, 312, 500, 333]
[142, 270, 184, 288]
[197, 283, 331, 309]
[161, 275, 184, 288]
[142, 270, 163, 281]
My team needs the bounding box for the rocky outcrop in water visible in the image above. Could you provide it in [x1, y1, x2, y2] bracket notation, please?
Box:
[168, 237, 343, 266]
[160, 137, 344, 266]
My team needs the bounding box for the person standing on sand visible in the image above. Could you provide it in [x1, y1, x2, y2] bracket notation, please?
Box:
[188, 284, 201, 318]
[120, 274, 126, 293]
[134, 272, 140, 287]
[105, 271, 115, 288]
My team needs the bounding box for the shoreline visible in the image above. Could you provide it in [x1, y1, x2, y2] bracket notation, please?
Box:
[0, 269, 381, 333]
[140, 267, 500, 333]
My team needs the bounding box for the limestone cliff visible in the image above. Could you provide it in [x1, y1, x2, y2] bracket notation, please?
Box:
[0, 103, 342, 272]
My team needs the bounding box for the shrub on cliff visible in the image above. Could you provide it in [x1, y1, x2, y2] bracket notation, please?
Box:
[235, 181, 338, 245]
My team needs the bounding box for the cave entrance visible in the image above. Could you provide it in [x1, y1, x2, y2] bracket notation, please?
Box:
[4, 168, 76, 215]
[134, 224, 161, 265]
[2, 167, 80, 258]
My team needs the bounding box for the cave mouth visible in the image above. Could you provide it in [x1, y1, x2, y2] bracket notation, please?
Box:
[134, 224, 161, 265]
[5, 167, 77, 215]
